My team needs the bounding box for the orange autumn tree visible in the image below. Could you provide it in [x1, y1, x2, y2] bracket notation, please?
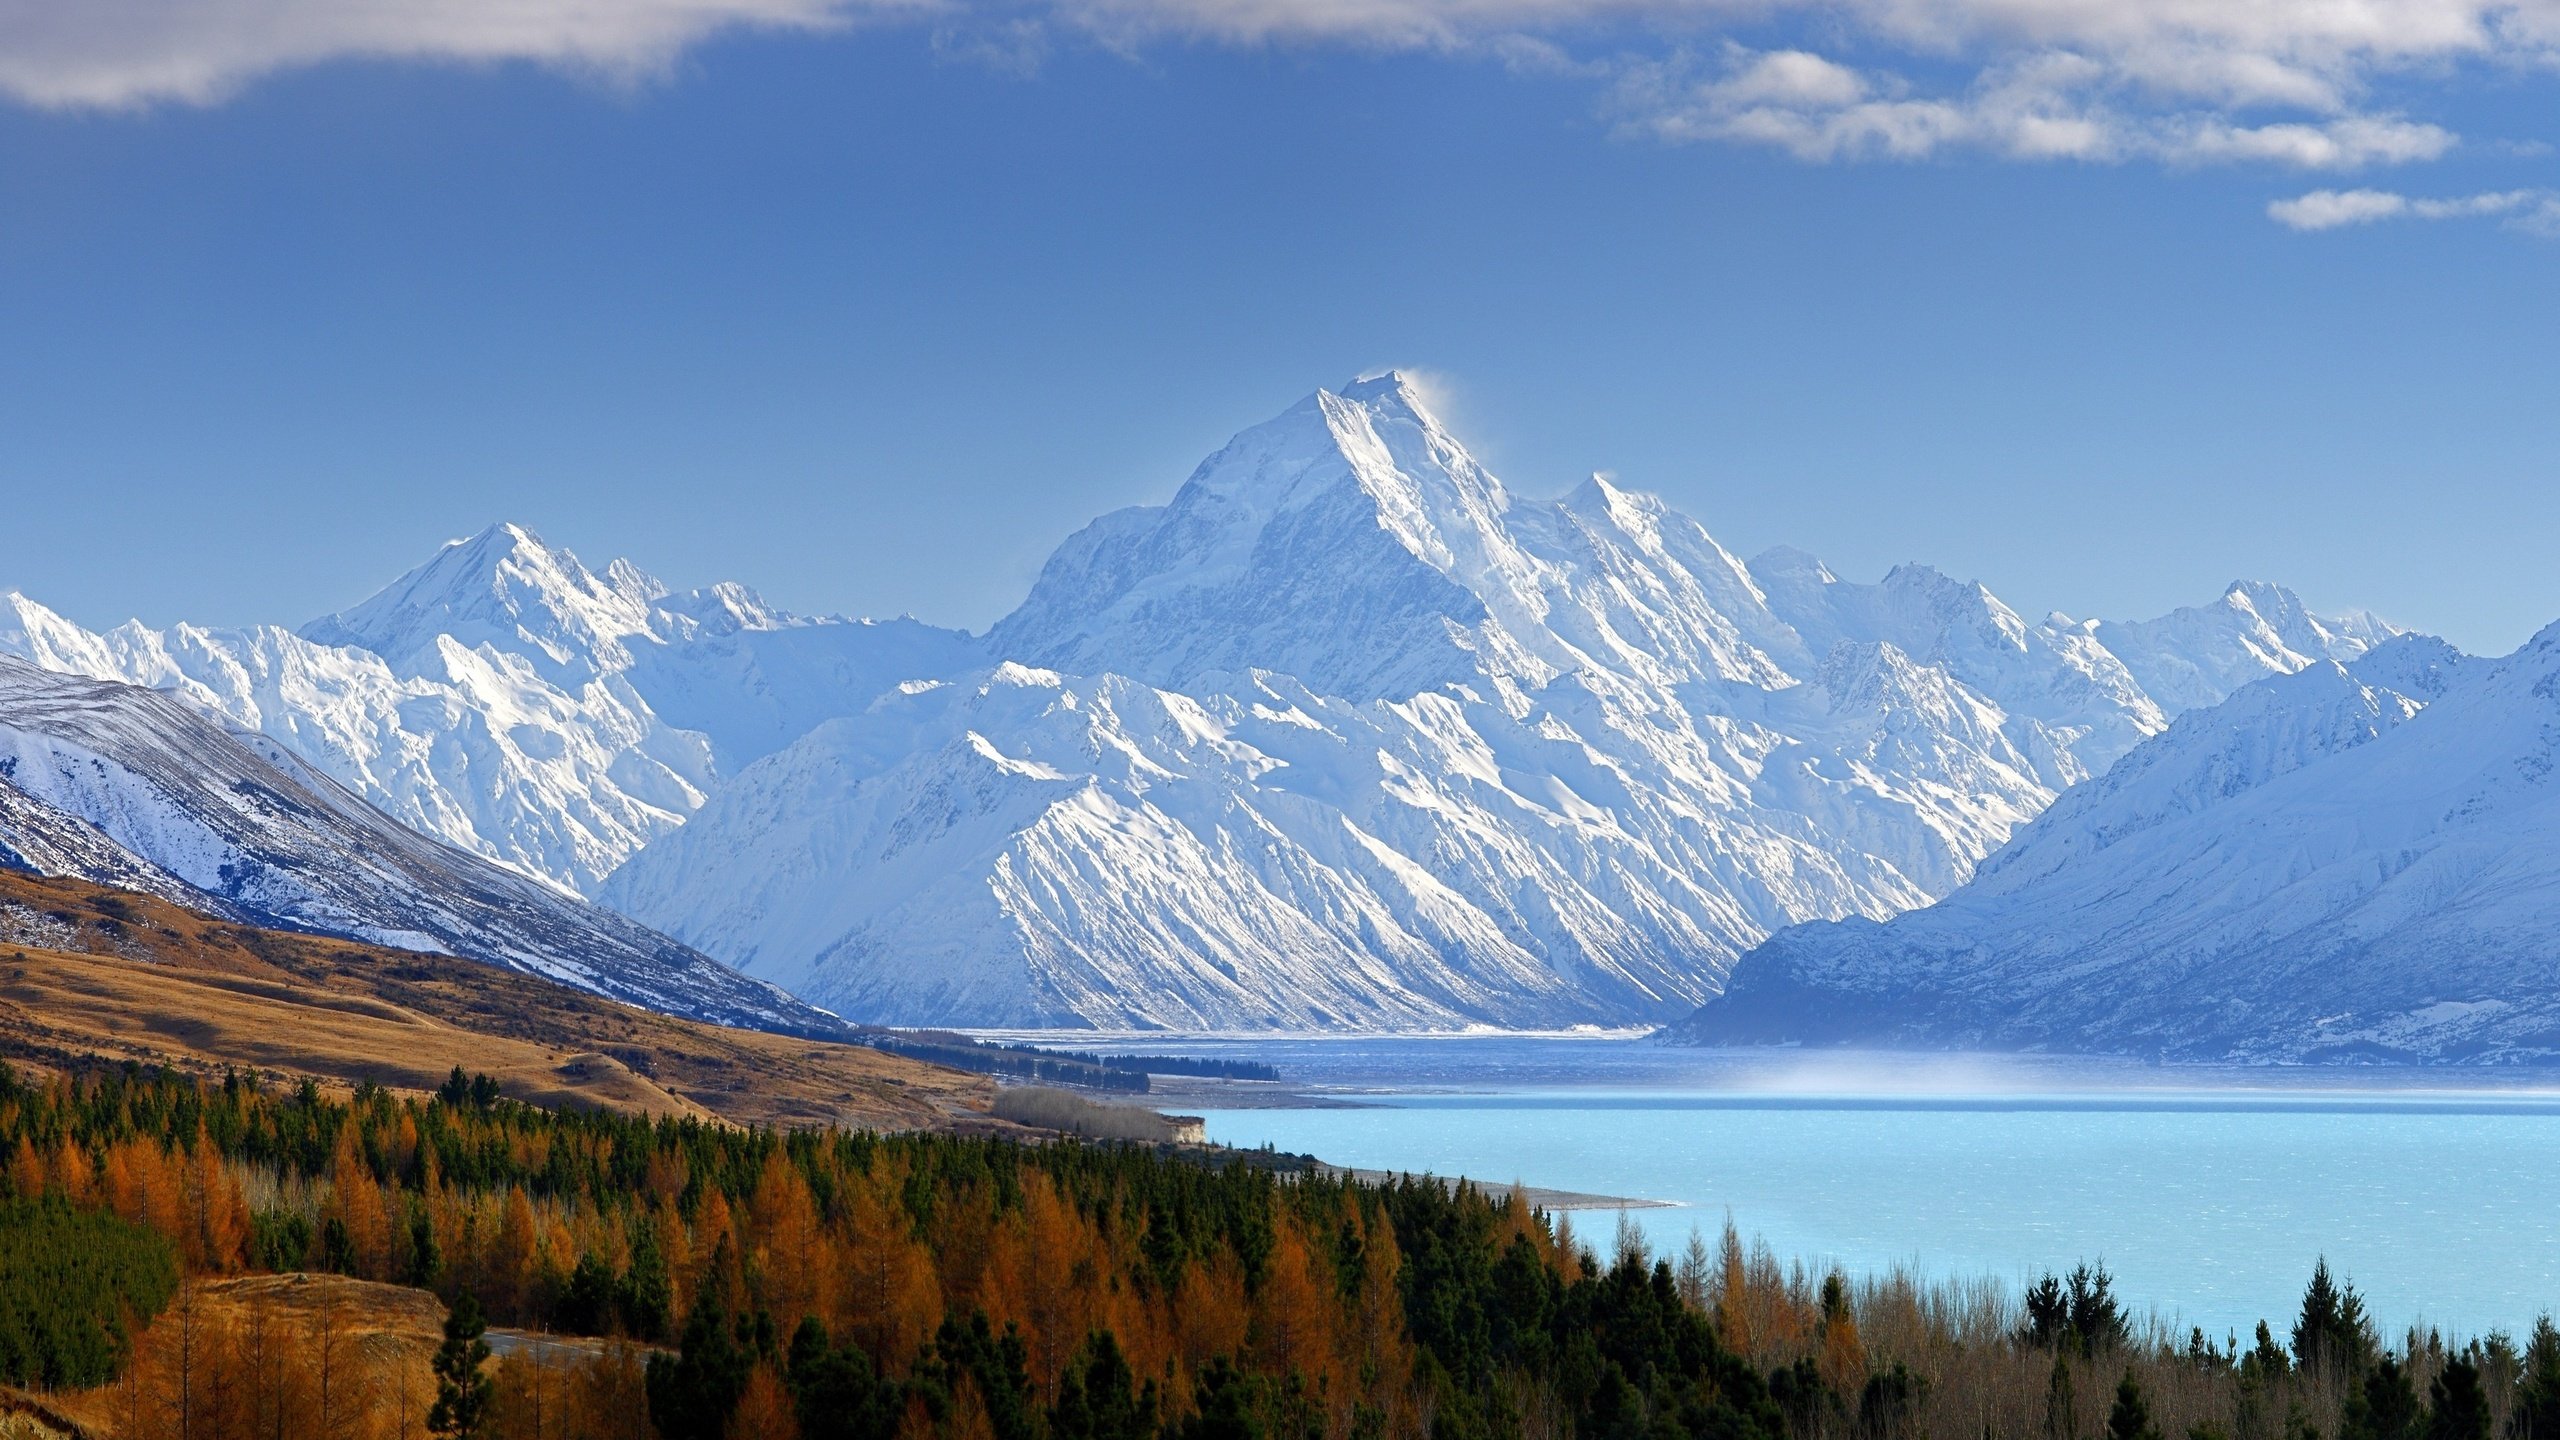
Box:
[15, 1064, 1852, 1440]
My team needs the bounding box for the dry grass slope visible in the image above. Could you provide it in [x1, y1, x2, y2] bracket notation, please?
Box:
[0, 870, 993, 1131]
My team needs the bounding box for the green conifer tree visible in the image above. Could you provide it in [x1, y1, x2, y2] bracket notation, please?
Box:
[2109, 1370, 2164, 1440]
[2047, 1351, 2080, 1440]
[426, 1293, 494, 1440]
[2341, 1356, 2419, 1440]
[2518, 1320, 2560, 1440]
[2421, 1357, 2489, 1440]
[406, 1204, 441, 1288]
[2293, 1262, 2372, 1377]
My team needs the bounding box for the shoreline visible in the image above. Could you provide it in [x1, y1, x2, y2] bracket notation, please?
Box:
[1317, 1164, 1679, 1213]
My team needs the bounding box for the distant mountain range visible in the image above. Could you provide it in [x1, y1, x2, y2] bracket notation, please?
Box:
[2, 374, 2426, 1034]
[1671, 624, 2560, 1063]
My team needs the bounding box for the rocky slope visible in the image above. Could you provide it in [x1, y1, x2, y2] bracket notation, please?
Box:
[0, 653, 834, 1033]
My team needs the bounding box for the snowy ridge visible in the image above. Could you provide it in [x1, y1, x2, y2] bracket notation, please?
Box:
[3, 527, 977, 892]
[2092, 579, 2397, 717]
[1666, 631, 2560, 1061]
[604, 375, 2393, 1029]
[0, 652, 834, 1032]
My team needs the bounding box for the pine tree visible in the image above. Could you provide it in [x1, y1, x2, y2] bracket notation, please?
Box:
[1049, 1332, 1159, 1440]
[408, 1203, 443, 1289]
[2293, 1261, 2372, 1377]
[2422, 1357, 2489, 1440]
[1858, 1363, 1925, 1440]
[2342, 1356, 2419, 1440]
[427, 1293, 495, 1440]
[2026, 1273, 2072, 1349]
[2069, 1264, 2131, 1355]
[1818, 1271, 1867, 1395]
[786, 1318, 904, 1440]
[2243, 1321, 2292, 1382]
[2518, 1319, 2560, 1440]
[647, 1293, 752, 1440]
[2108, 1370, 2163, 1440]
[2046, 1350, 2079, 1440]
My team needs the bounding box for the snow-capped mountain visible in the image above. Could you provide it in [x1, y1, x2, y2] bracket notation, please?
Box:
[2091, 579, 2399, 717]
[1, 525, 977, 892]
[0, 652, 834, 1033]
[0, 375, 2401, 1032]
[1664, 630, 2560, 1061]
[602, 374, 2393, 1028]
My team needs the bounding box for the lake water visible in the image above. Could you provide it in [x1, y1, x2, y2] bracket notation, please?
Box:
[1005, 1035, 2560, 1342]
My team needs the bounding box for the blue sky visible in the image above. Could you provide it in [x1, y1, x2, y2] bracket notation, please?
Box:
[2, 2, 2556, 652]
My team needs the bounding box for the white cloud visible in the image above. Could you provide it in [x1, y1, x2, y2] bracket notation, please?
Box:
[1616, 45, 2467, 168]
[1056, 0, 2555, 175]
[1, 0, 2554, 188]
[2169, 115, 2457, 167]
[2267, 188, 2418, 228]
[0, 0, 919, 109]
[1710, 49, 1868, 109]
[2268, 185, 2560, 231]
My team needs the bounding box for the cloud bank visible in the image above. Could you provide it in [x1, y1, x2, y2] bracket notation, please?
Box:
[3, 0, 2555, 184]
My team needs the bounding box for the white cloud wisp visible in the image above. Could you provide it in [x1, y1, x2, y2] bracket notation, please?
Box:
[2268, 186, 2560, 231]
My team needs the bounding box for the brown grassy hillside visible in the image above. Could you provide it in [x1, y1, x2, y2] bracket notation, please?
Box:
[0, 870, 990, 1130]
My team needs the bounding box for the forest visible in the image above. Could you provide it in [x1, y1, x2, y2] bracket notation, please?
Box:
[0, 1060, 2555, 1440]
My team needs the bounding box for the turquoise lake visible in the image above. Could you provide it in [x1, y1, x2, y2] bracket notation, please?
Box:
[1035, 1036, 2560, 1343]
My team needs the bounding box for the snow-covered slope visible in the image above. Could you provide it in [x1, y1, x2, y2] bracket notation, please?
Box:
[2, 527, 978, 892]
[2092, 580, 2395, 716]
[0, 773, 235, 915]
[0, 653, 833, 1033]
[604, 375, 2394, 1029]
[1667, 631, 2560, 1061]
[601, 662, 1941, 1029]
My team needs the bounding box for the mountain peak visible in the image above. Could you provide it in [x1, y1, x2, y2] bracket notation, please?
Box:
[436, 520, 559, 575]
[1564, 471, 1658, 515]
[1336, 368, 1426, 406]
[302, 522, 665, 682]
[1748, 546, 1837, 585]
[989, 374, 1524, 699]
[2220, 578, 2303, 616]
[0, 590, 127, 680]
